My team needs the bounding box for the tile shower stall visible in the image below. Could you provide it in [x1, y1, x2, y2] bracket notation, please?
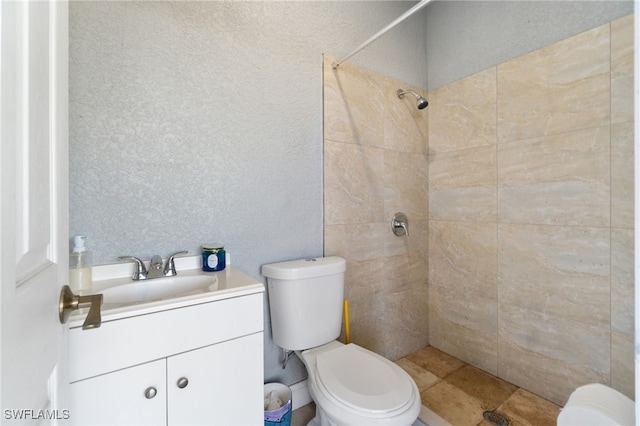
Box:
[323, 14, 634, 406]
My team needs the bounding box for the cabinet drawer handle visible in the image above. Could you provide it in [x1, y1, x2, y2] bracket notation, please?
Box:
[177, 377, 189, 389]
[144, 387, 157, 399]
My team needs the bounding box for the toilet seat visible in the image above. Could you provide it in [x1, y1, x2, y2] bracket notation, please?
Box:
[313, 343, 415, 415]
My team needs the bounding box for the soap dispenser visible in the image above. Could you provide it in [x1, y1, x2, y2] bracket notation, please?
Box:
[70, 235, 92, 293]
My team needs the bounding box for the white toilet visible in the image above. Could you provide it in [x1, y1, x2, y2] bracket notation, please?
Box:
[557, 383, 635, 426]
[261, 256, 421, 426]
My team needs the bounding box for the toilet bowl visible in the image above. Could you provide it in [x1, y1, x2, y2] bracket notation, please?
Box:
[299, 341, 421, 426]
[261, 256, 421, 425]
[557, 383, 635, 426]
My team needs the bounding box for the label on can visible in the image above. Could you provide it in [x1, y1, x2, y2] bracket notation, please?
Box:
[202, 244, 225, 272]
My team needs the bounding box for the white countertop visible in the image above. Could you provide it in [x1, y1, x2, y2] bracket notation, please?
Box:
[69, 257, 264, 328]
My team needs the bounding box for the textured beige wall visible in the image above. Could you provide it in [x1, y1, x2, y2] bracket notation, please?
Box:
[428, 14, 634, 405]
[323, 55, 430, 361]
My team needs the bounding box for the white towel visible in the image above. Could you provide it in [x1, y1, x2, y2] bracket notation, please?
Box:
[264, 390, 284, 411]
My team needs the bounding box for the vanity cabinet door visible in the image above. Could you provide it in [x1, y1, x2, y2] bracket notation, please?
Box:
[69, 359, 167, 426]
[167, 332, 264, 425]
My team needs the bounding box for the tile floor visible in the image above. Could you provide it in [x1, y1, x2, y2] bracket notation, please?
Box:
[291, 403, 315, 426]
[398, 346, 561, 426]
[292, 346, 561, 426]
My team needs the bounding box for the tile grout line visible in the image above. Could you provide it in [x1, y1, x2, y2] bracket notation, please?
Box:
[494, 62, 501, 384]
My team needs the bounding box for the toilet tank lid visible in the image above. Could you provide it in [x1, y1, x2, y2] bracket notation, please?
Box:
[261, 256, 346, 280]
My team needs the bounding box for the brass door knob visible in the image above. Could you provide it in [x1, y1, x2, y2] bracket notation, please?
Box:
[58, 285, 103, 330]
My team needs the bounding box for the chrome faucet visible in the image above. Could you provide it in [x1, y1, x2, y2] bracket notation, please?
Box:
[117, 256, 148, 280]
[118, 251, 188, 280]
[163, 250, 188, 277]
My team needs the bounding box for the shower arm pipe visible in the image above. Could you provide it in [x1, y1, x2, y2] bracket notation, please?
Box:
[332, 0, 433, 69]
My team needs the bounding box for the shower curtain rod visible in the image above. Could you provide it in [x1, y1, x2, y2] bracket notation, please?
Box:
[332, 0, 433, 69]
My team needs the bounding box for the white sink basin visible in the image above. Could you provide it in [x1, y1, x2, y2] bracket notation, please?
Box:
[100, 274, 219, 305]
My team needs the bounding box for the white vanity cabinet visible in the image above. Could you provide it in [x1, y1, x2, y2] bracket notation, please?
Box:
[68, 279, 264, 426]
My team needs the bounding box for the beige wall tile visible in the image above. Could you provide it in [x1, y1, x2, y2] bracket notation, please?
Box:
[611, 14, 634, 76]
[384, 150, 429, 222]
[324, 60, 430, 360]
[430, 286, 498, 375]
[498, 303, 610, 405]
[497, 24, 610, 143]
[347, 294, 387, 354]
[611, 331, 635, 400]
[611, 227, 634, 335]
[428, 68, 497, 154]
[611, 15, 634, 124]
[498, 224, 610, 327]
[347, 286, 429, 360]
[429, 145, 497, 222]
[384, 78, 429, 155]
[611, 122, 634, 228]
[324, 222, 386, 262]
[611, 15, 635, 399]
[386, 251, 429, 294]
[612, 73, 634, 125]
[385, 219, 428, 260]
[356, 253, 428, 360]
[383, 286, 430, 360]
[498, 126, 610, 226]
[429, 221, 497, 300]
[323, 55, 385, 147]
[339, 257, 386, 301]
[324, 140, 384, 225]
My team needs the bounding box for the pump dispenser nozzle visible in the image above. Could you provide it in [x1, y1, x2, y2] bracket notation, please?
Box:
[73, 235, 87, 252]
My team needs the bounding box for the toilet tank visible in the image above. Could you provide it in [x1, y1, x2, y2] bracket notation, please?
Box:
[261, 257, 346, 351]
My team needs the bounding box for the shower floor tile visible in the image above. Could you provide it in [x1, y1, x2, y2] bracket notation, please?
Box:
[446, 365, 519, 411]
[405, 346, 467, 378]
[397, 346, 561, 426]
[492, 388, 562, 426]
[421, 380, 488, 426]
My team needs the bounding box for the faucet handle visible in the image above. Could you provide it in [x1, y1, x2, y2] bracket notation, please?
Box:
[164, 250, 188, 277]
[118, 256, 147, 280]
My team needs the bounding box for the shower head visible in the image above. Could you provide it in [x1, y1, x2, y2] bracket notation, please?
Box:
[397, 89, 429, 110]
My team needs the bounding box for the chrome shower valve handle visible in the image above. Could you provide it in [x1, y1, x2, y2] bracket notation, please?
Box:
[392, 212, 409, 237]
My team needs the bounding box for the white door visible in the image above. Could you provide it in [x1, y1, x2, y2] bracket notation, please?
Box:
[0, 0, 69, 424]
